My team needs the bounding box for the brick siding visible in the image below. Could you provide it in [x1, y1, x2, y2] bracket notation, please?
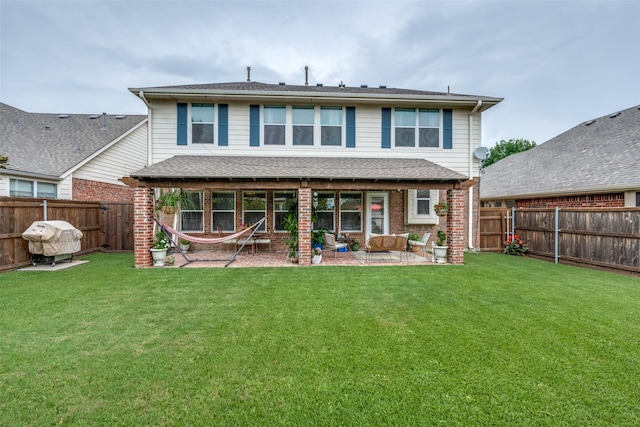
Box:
[516, 193, 625, 208]
[73, 178, 134, 202]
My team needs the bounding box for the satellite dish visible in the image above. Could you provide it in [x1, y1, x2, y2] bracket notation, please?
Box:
[473, 146, 490, 160]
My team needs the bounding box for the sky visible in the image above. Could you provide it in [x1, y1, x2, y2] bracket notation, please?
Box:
[1, 0, 639, 148]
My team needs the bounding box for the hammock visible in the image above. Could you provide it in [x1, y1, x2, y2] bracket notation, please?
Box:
[154, 217, 266, 267]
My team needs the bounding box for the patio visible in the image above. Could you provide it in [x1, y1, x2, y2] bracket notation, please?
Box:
[166, 248, 436, 268]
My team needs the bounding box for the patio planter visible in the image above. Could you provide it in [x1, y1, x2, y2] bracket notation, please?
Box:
[311, 255, 322, 264]
[433, 245, 448, 263]
[150, 248, 168, 267]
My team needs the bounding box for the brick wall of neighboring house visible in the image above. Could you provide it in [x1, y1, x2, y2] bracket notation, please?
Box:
[516, 193, 625, 208]
[73, 178, 134, 202]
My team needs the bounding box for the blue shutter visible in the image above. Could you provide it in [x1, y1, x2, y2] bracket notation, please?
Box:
[381, 108, 391, 148]
[346, 107, 356, 148]
[443, 109, 453, 149]
[177, 103, 187, 146]
[249, 105, 260, 147]
[218, 104, 228, 146]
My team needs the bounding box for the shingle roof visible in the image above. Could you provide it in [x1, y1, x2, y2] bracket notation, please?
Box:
[0, 103, 146, 179]
[131, 155, 468, 182]
[129, 81, 502, 108]
[480, 105, 640, 200]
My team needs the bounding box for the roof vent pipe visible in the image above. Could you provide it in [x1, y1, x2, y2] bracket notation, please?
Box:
[305, 65, 309, 86]
[102, 112, 107, 129]
[246, 66, 251, 83]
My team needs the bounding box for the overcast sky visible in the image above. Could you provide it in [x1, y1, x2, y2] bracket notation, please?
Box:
[1, 0, 638, 147]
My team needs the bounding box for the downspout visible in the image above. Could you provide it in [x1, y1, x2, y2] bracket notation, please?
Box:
[138, 91, 153, 165]
[468, 100, 482, 250]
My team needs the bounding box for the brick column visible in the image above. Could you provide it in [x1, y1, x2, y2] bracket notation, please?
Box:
[298, 187, 312, 265]
[447, 189, 466, 264]
[134, 187, 154, 268]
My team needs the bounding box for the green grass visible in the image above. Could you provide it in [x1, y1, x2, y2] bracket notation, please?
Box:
[1, 253, 638, 426]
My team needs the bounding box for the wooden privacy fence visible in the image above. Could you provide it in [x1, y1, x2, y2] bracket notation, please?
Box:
[480, 207, 640, 276]
[0, 197, 133, 271]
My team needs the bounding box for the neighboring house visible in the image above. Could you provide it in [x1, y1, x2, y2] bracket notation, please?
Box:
[127, 77, 502, 267]
[481, 105, 640, 208]
[0, 103, 147, 202]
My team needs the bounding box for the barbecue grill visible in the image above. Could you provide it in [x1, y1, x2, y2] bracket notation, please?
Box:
[22, 220, 83, 266]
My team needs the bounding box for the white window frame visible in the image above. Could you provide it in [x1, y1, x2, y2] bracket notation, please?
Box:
[339, 191, 363, 232]
[392, 108, 441, 148]
[259, 106, 346, 147]
[242, 191, 267, 232]
[211, 191, 236, 232]
[9, 178, 58, 198]
[314, 191, 335, 232]
[180, 190, 204, 232]
[405, 189, 439, 224]
[263, 105, 286, 145]
[190, 103, 216, 145]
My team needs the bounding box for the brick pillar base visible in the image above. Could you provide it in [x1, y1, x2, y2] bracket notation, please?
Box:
[447, 189, 466, 265]
[134, 187, 155, 268]
[298, 187, 312, 265]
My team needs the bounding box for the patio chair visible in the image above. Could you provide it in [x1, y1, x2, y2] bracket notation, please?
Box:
[324, 233, 348, 258]
[408, 232, 431, 258]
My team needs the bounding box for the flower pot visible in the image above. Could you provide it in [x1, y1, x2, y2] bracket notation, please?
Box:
[435, 208, 448, 217]
[150, 248, 168, 267]
[161, 206, 178, 214]
[433, 245, 448, 264]
[311, 255, 322, 264]
[179, 243, 190, 252]
[351, 243, 360, 252]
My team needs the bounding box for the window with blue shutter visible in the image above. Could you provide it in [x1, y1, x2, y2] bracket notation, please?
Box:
[443, 109, 453, 149]
[346, 107, 356, 148]
[177, 103, 187, 146]
[250, 105, 260, 147]
[381, 108, 391, 148]
[218, 104, 228, 146]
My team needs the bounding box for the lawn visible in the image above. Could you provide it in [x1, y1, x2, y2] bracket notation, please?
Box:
[1, 252, 638, 426]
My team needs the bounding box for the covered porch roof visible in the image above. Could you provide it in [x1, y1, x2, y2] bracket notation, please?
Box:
[128, 155, 469, 189]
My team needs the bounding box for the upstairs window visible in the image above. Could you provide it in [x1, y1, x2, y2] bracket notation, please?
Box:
[264, 106, 286, 145]
[395, 108, 439, 148]
[321, 107, 342, 146]
[191, 104, 215, 144]
[293, 106, 314, 146]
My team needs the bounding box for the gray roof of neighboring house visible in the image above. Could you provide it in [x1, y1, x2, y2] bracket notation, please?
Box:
[129, 81, 502, 110]
[131, 155, 468, 182]
[0, 103, 146, 180]
[480, 105, 640, 200]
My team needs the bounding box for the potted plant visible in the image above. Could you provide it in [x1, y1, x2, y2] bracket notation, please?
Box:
[433, 201, 449, 217]
[179, 239, 190, 252]
[433, 229, 448, 263]
[407, 233, 422, 252]
[351, 238, 360, 252]
[311, 229, 326, 250]
[155, 189, 194, 214]
[283, 210, 299, 263]
[150, 231, 170, 267]
[311, 247, 322, 264]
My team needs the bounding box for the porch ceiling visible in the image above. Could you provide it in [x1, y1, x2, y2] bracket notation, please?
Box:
[130, 155, 468, 186]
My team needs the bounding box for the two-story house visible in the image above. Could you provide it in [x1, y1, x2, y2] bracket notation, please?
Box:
[127, 75, 502, 267]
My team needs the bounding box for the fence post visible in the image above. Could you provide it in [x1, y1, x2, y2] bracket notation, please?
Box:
[555, 207, 560, 264]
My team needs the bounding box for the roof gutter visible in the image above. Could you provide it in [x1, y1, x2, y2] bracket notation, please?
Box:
[468, 100, 482, 250]
[138, 91, 153, 165]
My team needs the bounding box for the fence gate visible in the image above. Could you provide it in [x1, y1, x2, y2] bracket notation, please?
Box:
[101, 202, 134, 252]
[479, 207, 507, 252]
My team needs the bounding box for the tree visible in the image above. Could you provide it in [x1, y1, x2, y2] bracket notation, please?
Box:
[483, 139, 536, 167]
[0, 154, 8, 169]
